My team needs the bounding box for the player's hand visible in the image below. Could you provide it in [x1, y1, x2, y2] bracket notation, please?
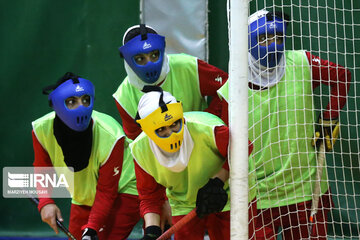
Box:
[81, 228, 99, 240]
[40, 204, 63, 234]
[312, 118, 340, 151]
[160, 200, 172, 232]
[141, 226, 162, 240]
[196, 177, 228, 218]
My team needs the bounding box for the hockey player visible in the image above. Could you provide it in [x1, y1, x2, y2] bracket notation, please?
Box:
[32, 72, 139, 240]
[130, 88, 256, 240]
[218, 9, 351, 239]
[113, 24, 228, 140]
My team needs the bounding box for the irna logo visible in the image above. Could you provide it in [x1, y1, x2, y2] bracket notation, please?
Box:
[7, 172, 69, 188]
[3, 167, 74, 198]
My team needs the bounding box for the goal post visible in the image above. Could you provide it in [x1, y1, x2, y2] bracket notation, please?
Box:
[228, 0, 250, 239]
[229, 0, 360, 239]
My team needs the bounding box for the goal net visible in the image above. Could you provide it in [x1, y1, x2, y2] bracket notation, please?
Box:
[228, 1, 360, 239]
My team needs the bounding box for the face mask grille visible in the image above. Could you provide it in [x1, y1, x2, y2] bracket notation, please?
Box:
[170, 140, 181, 151]
[76, 115, 89, 125]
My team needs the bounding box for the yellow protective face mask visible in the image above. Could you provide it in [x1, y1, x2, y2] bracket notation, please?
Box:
[137, 102, 184, 153]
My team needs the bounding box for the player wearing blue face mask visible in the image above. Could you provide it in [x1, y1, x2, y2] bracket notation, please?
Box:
[32, 72, 139, 240]
[218, 9, 351, 239]
[248, 9, 287, 69]
[119, 25, 167, 86]
[113, 24, 228, 140]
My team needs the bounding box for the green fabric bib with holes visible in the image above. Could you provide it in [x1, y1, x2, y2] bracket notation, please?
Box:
[113, 53, 208, 119]
[32, 110, 137, 206]
[130, 111, 230, 216]
[248, 50, 329, 209]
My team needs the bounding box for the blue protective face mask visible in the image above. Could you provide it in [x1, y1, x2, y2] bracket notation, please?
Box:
[49, 78, 95, 131]
[258, 40, 285, 68]
[119, 33, 166, 84]
[249, 15, 287, 68]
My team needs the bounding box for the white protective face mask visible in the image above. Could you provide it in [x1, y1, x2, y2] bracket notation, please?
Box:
[124, 53, 170, 90]
[248, 52, 286, 88]
[149, 124, 194, 172]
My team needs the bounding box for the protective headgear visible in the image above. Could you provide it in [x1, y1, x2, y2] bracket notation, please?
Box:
[248, 10, 287, 68]
[136, 87, 184, 153]
[119, 24, 166, 85]
[43, 72, 95, 132]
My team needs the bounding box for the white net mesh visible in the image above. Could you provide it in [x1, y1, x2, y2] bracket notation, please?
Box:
[243, 1, 359, 239]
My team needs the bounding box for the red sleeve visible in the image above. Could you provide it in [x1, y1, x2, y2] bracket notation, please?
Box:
[198, 59, 229, 118]
[32, 131, 55, 211]
[82, 138, 124, 231]
[114, 99, 142, 140]
[134, 161, 166, 218]
[219, 98, 229, 126]
[306, 52, 351, 120]
[214, 125, 229, 159]
[32, 130, 53, 167]
[248, 140, 253, 156]
[214, 126, 230, 171]
[214, 125, 253, 171]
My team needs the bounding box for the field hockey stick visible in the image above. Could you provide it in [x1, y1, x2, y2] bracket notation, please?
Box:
[27, 195, 77, 240]
[308, 141, 326, 236]
[156, 208, 197, 240]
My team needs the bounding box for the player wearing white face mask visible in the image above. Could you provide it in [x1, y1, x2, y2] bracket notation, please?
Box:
[218, 9, 351, 239]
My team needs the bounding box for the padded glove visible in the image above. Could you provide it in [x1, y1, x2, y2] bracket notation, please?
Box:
[196, 177, 228, 218]
[81, 228, 99, 240]
[142, 225, 162, 240]
[312, 118, 340, 151]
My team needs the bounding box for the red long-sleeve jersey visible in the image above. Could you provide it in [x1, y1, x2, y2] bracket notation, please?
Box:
[306, 52, 351, 120]
[32, 130, 124, 231]
[221, 52, 351, 125]
[115, 59, 228, 140]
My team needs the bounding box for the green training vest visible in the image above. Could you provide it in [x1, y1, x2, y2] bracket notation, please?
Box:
[217, 81, 258, 203]
[130, 112, 230, 216]
[113, 53, 208, 119]
[249, 50, 328, 209]
[32, 110, 137, 206]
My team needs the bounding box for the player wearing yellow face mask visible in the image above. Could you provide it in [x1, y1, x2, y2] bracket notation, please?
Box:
[136, 98, 184, 154]
[130, 87, 242, 240]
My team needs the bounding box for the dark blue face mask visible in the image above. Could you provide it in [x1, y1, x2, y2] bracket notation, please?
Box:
[49, 78, 95, 132]
[249, 14, 287, 68]
[119, 33, 166, 84]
